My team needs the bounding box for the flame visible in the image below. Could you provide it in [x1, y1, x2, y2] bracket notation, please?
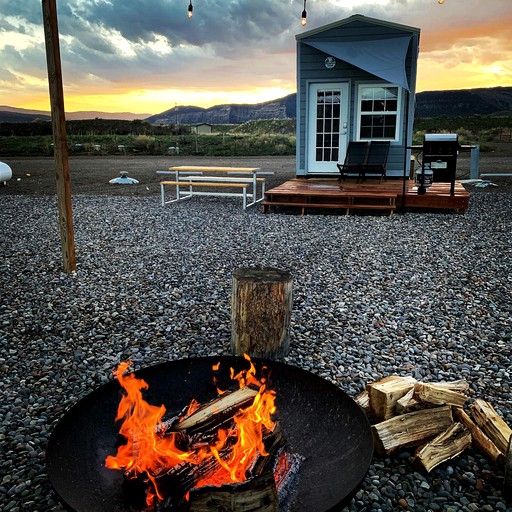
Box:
[105, 357, 276, 504]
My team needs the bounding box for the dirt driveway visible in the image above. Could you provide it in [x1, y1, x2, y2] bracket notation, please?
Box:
[1, 144, 511, 196]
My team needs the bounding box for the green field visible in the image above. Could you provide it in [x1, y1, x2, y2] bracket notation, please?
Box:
[0, 116, 510, 157]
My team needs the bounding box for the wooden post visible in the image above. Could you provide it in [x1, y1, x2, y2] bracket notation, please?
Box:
[231, 268, 292, 360]
[42, 0, 76, 273]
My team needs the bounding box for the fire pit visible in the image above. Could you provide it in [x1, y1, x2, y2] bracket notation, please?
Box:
[47, 356, 373, 511]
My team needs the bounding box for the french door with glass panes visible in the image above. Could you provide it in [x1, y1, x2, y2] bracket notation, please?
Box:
[307, 83, 349, 174]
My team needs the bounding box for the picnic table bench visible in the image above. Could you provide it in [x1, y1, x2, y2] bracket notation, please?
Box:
[158, 166, 273, 210]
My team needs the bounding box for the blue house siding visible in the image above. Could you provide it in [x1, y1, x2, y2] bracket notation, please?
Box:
[296, 15, 420, 177]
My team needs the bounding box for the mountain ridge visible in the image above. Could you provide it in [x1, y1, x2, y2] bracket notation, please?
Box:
[1, 86, 511, 124]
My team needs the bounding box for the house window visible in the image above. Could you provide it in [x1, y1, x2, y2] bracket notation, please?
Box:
[357, 85, 400, 141]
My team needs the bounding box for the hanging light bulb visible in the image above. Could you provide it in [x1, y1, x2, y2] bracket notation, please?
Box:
[187, 0, 193, 18]
[438, 0, 445, 3]
[301, 0, 307, 26]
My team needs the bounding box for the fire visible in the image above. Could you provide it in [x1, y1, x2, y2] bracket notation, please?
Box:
[105, 357, 276, 506]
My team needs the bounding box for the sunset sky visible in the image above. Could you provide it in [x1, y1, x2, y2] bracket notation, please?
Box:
[0, 0, 511, 115]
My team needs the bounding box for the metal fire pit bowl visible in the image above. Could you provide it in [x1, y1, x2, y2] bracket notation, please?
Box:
[47, 356, 373, 512]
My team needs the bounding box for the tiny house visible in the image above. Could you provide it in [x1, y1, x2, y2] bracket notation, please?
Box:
[190, 123, 213, 135]
[296, 14, 420, 177]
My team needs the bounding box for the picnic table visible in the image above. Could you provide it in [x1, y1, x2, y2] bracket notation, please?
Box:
[159, 166, 273, 210]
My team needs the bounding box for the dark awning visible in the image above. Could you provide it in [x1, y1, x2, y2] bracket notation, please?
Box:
[303, 36, 413, 91]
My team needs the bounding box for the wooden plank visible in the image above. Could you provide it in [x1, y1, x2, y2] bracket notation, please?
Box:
[180, 177, 266, 183]
[161, 181, 248, 188]
[169, 166, 261, 173]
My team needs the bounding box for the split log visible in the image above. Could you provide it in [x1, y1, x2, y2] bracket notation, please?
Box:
[367, 375, 417, 421]
[471, 399, 512, 454]
[430, 379, 469, 394]
[504, 434, 512, 500]
[231, 267, 292, 360]
[413, 422, 472, 472]
[172, 387, 258, 436]
[188, 470, 279, 512]
[395, 388, 422, 415]
[414, 382, 468, 408]
[354, 390, 371, 418]
[372, 405, 453, 456]
[453, 407, 505, 466]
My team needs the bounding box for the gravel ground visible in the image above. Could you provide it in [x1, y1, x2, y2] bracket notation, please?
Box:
[1, 152, 511, 512]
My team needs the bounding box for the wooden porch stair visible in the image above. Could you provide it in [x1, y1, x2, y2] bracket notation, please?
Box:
[261, 180, 397, 216]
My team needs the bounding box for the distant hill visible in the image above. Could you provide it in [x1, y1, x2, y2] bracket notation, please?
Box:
[0, 106, 151, 123]
[2, 86, 511, 125]
[146, 87, 512, 125]
[145, 95, 297, 125]
[415, 86, 512, 118]
[0, 107, 51, 123]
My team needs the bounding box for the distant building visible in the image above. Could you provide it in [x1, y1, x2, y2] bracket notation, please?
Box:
[190, 123, 213, 135]
[295, 14, 420, 177]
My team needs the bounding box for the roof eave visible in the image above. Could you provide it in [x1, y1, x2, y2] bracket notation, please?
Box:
[295, 13, 420, 41]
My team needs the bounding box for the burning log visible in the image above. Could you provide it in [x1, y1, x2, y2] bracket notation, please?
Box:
[414, 382, 468, 408]
[231, 267, 292, 360]
[188, 470, 279, 512]
[367, 375, 417, 421]
[413, 422, 472, 472]
[172, 387, 259, 436]
[470, 399, 512, 454]
[107, 360, 291, 511]
[453, 407, 505, 466]
[372, 405, 454, 456]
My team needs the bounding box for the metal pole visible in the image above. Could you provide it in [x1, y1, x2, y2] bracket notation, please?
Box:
[470, 145, 480, 179]
[401, 89, 409, 211]
[41, 0, 76, 273]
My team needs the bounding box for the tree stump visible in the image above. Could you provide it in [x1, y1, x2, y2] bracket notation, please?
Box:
[231, 267, 292, 360]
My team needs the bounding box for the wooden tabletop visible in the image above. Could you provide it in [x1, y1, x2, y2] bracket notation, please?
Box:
[168, 165, 261, 173]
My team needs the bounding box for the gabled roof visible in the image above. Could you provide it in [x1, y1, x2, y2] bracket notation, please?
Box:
[296, 14, 420, 91]
[295, 14, 420, 41]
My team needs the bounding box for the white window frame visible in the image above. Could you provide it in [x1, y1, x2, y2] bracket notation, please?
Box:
[355, 84, 402, 142]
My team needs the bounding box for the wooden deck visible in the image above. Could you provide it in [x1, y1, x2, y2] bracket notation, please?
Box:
[261, 178, 470, 215]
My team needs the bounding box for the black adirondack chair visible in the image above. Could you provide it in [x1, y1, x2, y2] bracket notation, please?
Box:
[360, 141, 390, 183]
[337, 142, 368, 182]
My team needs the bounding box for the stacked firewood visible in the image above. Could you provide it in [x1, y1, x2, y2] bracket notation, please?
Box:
[355, 375, 512, 494]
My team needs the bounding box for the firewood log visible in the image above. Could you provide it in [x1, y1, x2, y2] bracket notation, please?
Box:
[414, 382, 467, 407]
[367, 375, 417, 421]
[395, 388, 422, 414]
[504, 434, 512, 500]
[453, 407, 505, 466]
[413, 422, 472, 472]
[372, 405, 453, 456]
[430, 379, 469, 394]
[470, 399, 512, 454]
[354, 390, 372, 419]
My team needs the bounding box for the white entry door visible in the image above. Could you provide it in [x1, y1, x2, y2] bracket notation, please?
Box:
[307, 83, 349, 174]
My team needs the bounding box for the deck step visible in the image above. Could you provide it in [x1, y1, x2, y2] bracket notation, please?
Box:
[261, 199, 396, 216]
